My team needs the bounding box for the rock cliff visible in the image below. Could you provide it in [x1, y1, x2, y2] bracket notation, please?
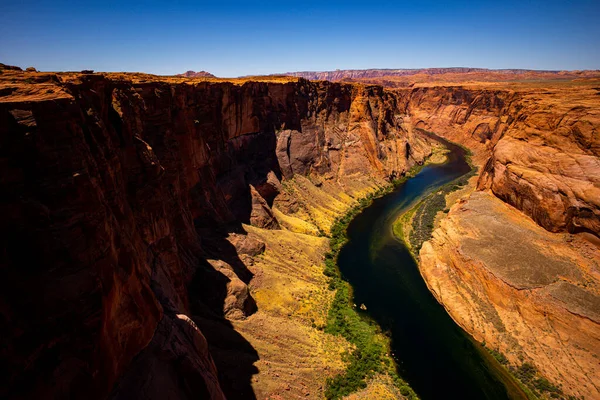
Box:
[0, 68, 428, 399]
[413, 82, 600, 398]
[397, 83, 600, 236]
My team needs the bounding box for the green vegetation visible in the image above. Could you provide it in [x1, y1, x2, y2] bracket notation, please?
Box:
[405, 190, 447, 252]
[323, 175, 422, 399]
[471, 342, 530, 400]
[489, 348, 509, 366]
[392, 138, 478, 257]
[509, 362, 564, 399]
[483, 346, 572, 400]
[392, 205, 418, 248]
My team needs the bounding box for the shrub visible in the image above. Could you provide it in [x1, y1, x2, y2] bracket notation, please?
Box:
[533, 377, 561, 394]
[489, 348, 508, 365]
[514, 362, 536, 383]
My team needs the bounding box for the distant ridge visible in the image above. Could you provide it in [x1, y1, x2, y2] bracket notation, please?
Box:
[178, 70, 216, 78]
[273, 67, 600, 84]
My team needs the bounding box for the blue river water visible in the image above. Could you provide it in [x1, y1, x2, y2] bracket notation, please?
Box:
[337, 136, 517, 399]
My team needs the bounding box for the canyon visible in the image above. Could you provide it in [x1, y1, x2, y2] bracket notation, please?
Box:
[1, 64, 599, 399]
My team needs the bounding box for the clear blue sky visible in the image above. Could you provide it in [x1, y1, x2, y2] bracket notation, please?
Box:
[1, 0, 598, 77]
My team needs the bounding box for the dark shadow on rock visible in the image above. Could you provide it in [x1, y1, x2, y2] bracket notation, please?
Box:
[192, 313, 259, 400]
[189, 128, 284, 399]
[109, 314, 222, 400]
[189, 249, 259, 400]
[216, 130, 283, 226]
[198, 223, 256, 284]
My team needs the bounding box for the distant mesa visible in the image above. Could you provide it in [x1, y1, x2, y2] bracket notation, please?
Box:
[178, 70, 216, 78]
[0, 63, 23, 71]
[275, 67, 600, 86]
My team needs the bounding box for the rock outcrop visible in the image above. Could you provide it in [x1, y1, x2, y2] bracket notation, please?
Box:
[178, 70, 217, 78]
[0, 68, 426, 399]
[397, 83, 600, 236]
[477, 86, 600, 236]
[420, 192, 600, 398]
[411, 82, 600, 398]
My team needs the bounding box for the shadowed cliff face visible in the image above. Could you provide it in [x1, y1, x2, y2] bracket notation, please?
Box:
[0, 70, 423, 399]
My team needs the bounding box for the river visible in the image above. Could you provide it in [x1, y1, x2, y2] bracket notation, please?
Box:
[337, 135, 523, 399]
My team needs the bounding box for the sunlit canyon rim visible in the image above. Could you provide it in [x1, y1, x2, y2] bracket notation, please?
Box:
[1, 65, 599, 399]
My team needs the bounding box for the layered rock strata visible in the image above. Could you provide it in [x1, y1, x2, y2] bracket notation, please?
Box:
[396, 83, 600, 234]
[413, 82, 600, 398]
[0, 68, 428, 399]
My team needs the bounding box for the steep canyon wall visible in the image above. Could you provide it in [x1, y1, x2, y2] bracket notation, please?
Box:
[408, 83, 600, 398]
[0, 70, 429, 399]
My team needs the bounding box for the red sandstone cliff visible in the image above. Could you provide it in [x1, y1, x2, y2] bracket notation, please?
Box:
[395, 84, 600, 236]
[0, 69, 424, 399]
[406, 82, 600, 398]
